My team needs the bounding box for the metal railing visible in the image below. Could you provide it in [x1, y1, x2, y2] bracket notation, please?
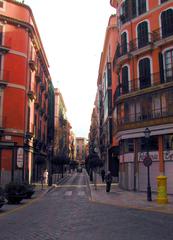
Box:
[117, 108, 173, 126]
[114, 69, 173, 99]
[114, 27, 173, 62]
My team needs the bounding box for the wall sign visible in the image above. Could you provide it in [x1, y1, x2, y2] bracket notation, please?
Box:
[17, 148, 24, 168]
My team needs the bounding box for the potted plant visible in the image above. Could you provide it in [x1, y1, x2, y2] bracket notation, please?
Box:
[22, 182, 35, 199]
[0, 186, 5, 208]
[4, 182, 26, 204]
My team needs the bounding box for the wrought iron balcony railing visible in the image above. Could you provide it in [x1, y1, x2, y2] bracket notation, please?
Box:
[114, 68, 173, 101]
[114, 27, 173, 64]
[117, 107, 173, 127]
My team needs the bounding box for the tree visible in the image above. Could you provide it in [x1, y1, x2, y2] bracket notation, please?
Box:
[87, 151, 103, 182]
[52, 154, 69, 178]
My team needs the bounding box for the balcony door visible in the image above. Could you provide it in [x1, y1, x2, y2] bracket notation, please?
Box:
[137, 21, 149, 48]
[164, 49, 173, 82]
[139, 58, 151, 89]
[161, 9, 173, 38]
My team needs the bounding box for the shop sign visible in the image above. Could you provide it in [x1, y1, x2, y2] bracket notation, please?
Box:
[17, 148, 23, 168]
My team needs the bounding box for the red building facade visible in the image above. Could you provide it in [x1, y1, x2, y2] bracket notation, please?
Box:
[0, 0, 53, 184]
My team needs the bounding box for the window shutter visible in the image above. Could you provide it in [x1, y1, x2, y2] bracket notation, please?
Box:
[159, 52, 165, 83]
[122, 66, 129, 93]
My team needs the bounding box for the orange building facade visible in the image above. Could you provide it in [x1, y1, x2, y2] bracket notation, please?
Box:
[75, 137, 87, 165]
[0, 0, 54, 185]
[110, 0, 173, 193]
[94, 15, 119, 175]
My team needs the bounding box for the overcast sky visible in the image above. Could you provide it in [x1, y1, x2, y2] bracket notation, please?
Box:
[25, 0, 114, 138]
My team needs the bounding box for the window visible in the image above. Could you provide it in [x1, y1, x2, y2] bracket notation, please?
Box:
[164, 49, 173, 82]
[120, 0, 129, 24]
[121, 32, 128, 55]
[137, 21, 149, 48]
[140, 136, 158, 152]
[139, 58, 151, 89]
[138, 0, 147, 15]
[122, 66, 129, 94]
[124, 139, 134, 153]
[161, 0, 168, 3]
[164, 135, 173, 150]
[152, 94, 161, 118]
[0, 1, 3, 8]
[120, 0, 147, 25]
[161, 9, 173, 38]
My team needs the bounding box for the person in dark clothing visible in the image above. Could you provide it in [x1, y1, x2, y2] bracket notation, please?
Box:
[101, 169, 105, 182]
[105, 171, 112, 192]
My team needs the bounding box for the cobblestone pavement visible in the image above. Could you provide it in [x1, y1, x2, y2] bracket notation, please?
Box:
[0, 171, 173, 240]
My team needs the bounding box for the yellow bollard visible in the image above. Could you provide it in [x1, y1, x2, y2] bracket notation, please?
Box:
[157, 176, 168, 204]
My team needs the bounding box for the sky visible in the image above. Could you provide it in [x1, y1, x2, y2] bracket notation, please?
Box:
[24, 0, 114, 138]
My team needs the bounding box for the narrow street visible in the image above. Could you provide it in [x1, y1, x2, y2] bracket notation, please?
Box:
[0, 171, 173, 240]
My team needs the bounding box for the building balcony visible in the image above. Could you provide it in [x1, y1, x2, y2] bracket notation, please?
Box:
[27, 90, 36, 101]
[35, 71, 43, 84]
[116, 108, 173, 132]
[39, 108, 45, 116]
[114, 28, 173, 67]
[152, 27, 173, 48]
[34, 100, 40, 109]
[40, 83, 46, 92]
[44, 91, 48, 99]
[29, 60, 37, 72]
[43, 113, 48, 121]
[115, 69, 173, 102]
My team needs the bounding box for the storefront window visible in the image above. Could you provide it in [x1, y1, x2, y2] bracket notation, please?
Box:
[140, 136, 158, 152]
[124, 139, 134, 153]
[164, 135, 173, 150]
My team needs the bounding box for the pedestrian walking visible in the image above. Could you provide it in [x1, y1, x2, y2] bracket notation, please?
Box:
[40, 173, 44, 189]
[43, 169, 48, 185]
[101, 169, 105, 182]
[105, 171, 112, 192]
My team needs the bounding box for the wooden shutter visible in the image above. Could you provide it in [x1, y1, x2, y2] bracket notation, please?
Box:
[159, 52, 165, 83]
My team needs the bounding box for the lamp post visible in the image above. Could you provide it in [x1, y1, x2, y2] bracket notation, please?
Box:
[144, 127, 152, 201]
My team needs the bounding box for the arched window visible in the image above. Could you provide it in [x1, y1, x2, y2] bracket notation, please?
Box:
[161, 9, 173, 38]
[121, 32, 128, 55]
[139, 58, 151, 89]
[137, 21, 149, 48]
[122, 66, 129, 94]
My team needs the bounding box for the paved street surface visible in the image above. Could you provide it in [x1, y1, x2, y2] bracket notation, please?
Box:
[0, 170, 173, 240]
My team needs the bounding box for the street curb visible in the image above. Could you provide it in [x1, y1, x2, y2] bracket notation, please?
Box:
[84, 170, 92, 200]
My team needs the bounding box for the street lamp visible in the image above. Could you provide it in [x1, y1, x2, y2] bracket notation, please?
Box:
[144, 127, 152, 201]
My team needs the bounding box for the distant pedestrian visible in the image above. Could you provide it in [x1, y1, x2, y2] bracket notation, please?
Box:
[101, 169, 105, 182]
[43, 169, 48, 185]
[105, 171, 112, 192]
[40, 173, 44, 189]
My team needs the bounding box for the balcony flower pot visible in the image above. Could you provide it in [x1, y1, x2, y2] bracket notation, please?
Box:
[22, 183, 35, 199]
